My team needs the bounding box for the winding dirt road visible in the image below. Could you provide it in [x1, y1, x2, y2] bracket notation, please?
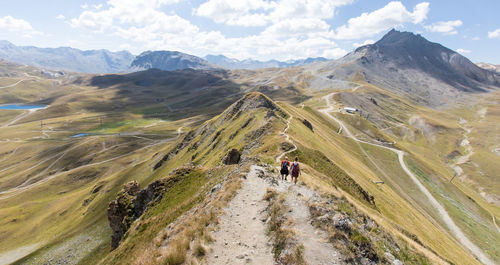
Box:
[320, 93, 494, 265]
[0, 126, 185, 201]
[0, 79, 25, 89]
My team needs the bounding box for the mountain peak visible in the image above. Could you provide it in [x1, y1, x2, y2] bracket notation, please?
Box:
[222, 92, 282, 121]
[375, 29, 425, 47]
[131, 50, 214, 71]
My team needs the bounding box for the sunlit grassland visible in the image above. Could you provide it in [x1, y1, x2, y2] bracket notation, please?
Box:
[279, 101, 482, 265]
[404, 156, 500, 262]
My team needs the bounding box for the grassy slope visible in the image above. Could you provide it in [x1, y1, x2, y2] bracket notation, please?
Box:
[98, 94, 287, 264]
[1, 58, 497, 265]
[316, 81, 499, 263]
[279, 101, 482, 265]
[0, 67, 244, 263]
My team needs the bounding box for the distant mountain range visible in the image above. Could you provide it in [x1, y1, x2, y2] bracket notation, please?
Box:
[0, 40, 328, 73]
[0, 40, 134, 73]
[203, 54, 328, 69]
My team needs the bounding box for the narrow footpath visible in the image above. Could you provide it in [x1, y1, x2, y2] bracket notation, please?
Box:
[208, 113, 343, 264]
[206, 165, 274, 264]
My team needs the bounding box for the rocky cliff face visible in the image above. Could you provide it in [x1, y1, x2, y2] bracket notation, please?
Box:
[107, 169, 190, 249]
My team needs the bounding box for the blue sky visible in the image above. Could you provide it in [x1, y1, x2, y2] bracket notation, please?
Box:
[1, 0, 499, 63]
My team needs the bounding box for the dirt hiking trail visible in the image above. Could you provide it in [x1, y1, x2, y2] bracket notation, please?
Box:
[208, 113, 344, 264]
[206, 165, 274, 264]
[277, 181, 344, 265]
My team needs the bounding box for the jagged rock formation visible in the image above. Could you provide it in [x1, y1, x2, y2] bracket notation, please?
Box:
[223, 149, 241, 165]
[131, 50, 215, 71]
[107, 170, 189, 249]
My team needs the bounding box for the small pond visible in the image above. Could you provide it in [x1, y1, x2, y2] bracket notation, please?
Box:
[0, 104, 47, 110]
[70, 133, 94, 138]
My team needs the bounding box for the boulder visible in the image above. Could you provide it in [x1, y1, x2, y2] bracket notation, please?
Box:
[223, 149, 241, 165]
[280, 141, 294, 152]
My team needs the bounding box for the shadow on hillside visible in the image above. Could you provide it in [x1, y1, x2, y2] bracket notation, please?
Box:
[84, 68, 310, 121]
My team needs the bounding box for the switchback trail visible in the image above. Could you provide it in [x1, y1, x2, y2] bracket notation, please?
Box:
[0, 126, 185, 200]
[275, 115, 297, 163]
[320, 93, 494, 265]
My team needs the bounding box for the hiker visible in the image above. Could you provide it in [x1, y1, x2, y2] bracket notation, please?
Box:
[280, 156, 290, 180]
[290, 157, 301, 184]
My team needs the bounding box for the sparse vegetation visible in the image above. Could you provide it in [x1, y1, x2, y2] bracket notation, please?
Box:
[290, 145, 375, 207]
[264, 188, 306, 265]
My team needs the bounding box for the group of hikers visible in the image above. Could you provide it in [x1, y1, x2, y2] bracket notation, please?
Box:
[280, 156, 301, 184]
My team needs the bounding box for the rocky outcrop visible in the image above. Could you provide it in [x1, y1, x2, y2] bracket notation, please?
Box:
[309, 196, 424, 264]
[223, 149, 241, 165]
[107, 173, 185, 249]
[281, 141, 295, 152]
[108, 181, 140, 249]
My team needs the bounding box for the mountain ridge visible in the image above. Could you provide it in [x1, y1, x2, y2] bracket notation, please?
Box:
[0, 40, 134, 73]
[204, 54, 328, 69]
[130, 50, 216, 71]
[309, 29, 499, 106]
[0, 40, 330, 73]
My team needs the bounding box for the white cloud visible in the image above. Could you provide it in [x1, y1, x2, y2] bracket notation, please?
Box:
[0, 15, 43, 37]
[81, 3, 89, 9]
[195, 0, 353, 27]
[353, 39, 375, 47]
[425, 20, 462, 35]
[333, 1, 430, 39]
[322, 48, 348, 59]
[262, 18, 332, 37]
[488, 29, 500, 39]
[70, 0, 348, 61]
[118, 43, 133, 51]
[195, 0, 275, 26]
[268, 0, 353, 21]
[71, 0, 189, 33]
[93, 4, 103, 10]
[456, 48, 471, 54]
[56, 14, 65, 20]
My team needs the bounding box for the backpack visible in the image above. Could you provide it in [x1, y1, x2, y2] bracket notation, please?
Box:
[281, 160, 288, 170]
[291, 162, 300, 176]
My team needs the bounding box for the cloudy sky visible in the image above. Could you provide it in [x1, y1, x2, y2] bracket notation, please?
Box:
[1, 0, 499, 63]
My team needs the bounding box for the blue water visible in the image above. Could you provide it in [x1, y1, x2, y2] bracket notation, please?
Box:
[0, 104, 46, 110]
[71, 133, 92, 138]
